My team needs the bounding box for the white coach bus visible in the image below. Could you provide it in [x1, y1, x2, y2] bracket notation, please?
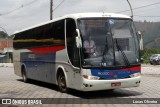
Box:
[13, 13, 141, 92]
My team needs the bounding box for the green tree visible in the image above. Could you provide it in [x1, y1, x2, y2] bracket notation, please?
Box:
[141, 48, 160, 64]
[0, 31, 8, 38]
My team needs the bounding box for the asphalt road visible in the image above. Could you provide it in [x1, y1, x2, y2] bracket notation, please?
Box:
[0, 65, 160, 107]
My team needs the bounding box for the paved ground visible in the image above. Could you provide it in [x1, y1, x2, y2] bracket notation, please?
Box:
[141, 64, 160, 75]
[0, 65, 160, 107]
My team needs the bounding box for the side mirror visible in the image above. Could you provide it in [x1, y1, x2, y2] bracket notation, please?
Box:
[137, 31, 143, 50]
[137, 31, 142, 36]
[136, 31, 142, 39]
[75, 29, 82, 48]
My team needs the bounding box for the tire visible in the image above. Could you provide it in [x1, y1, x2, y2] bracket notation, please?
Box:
[57, 72, 68, 93]
[22, 67, 28, 83]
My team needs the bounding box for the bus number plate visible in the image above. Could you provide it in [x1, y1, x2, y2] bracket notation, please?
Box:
[111, 82, 121, 87]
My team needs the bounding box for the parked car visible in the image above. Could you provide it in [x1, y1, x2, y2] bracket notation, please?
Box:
[149, 54, 160, 65]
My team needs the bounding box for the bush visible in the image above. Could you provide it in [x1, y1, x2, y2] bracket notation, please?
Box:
[141, 48, 160, 64]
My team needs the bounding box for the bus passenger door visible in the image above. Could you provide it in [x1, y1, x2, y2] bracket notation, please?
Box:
[66, 18, 82, 89]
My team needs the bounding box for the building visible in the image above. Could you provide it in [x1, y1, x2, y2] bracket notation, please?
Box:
[0, 31, 13, 63]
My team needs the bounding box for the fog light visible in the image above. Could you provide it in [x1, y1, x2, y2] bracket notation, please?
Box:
[83, 75, 100, 80]
[130, 73, 141, 78]
[83, 83, 89, 87]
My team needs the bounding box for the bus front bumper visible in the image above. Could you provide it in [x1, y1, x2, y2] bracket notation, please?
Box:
[81, 76, 141, 91]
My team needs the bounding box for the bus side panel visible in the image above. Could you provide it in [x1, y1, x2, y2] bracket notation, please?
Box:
[13, 48, 81, 88]
[53, 49, 69, 84]
[54, 62, 82, 90]
[20, 52, 54, 83]
[13, 49, 33, 77]
[36, 61, 52, 83]
[33, 52, 56, 83]
[13, 50, 22, 77]
[55, 49, 83, 90]
[19, 49, 69, 84]
[20, 52, 36, 80]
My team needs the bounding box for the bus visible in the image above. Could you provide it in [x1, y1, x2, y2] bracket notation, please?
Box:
[13, 13, 141, 92]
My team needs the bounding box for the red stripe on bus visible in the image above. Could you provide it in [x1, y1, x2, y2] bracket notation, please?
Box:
[121, 66, 141, 71]
[29, 46, 65, 54]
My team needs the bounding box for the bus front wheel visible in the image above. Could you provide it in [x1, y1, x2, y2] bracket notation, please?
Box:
[57, 72, 68, 93]
[22, 67, 28, 83]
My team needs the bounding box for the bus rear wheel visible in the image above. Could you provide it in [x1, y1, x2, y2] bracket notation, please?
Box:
[57, 72, 68, 93]
[22, 67, 28, 83]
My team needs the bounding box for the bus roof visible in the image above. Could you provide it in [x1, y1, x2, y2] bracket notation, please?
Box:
[14, 12, 131, 34]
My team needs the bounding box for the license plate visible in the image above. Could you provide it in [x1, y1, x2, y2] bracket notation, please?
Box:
[111, 82, 121, 87]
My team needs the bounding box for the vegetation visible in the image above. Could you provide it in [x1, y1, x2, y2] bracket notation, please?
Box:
[0, 31, 8, 38]
[0, 31, 13, 40]
[141, 48, 160, 64]
[134, 21, 160, 49]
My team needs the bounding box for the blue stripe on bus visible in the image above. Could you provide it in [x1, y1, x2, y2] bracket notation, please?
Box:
[21, 52, 56, 61]
[20, 52, 57, 82]
[91, 69, 140, 79]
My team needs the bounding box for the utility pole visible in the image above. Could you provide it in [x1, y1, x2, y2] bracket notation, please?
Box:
[126, 0, 133, 19]
[50, 0, 53, 20]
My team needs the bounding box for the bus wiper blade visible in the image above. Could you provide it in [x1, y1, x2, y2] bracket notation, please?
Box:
[100, 41, 108, 68]
[115, 39, 130, 67]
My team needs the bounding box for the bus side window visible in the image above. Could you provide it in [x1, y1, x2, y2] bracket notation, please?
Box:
[66, 18, 80, 67]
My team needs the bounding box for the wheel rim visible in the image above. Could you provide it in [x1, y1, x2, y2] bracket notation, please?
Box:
[58, 73, 67, 92]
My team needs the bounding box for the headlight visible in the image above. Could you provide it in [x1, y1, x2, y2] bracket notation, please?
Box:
[83, 75, 100, 80]
[129, 73, 141, 78]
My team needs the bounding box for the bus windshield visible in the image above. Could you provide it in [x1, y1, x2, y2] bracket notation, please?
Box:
[78, 18, 140, 68]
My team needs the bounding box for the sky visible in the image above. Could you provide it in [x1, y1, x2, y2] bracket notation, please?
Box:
[0, 0, 160, 35]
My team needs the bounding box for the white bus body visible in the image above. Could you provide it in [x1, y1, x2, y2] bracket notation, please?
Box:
[13, 13, 141, 92]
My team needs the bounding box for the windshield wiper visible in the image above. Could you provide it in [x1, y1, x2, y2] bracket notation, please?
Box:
[115, 39, 131, 67]
[100, 37, 109, 68]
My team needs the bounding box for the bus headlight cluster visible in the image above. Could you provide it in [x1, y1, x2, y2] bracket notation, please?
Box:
[129, 73, 141, 78]
[83, 75, 100, 80]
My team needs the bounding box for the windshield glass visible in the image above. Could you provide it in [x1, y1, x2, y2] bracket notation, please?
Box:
[78, 18, 140, 68]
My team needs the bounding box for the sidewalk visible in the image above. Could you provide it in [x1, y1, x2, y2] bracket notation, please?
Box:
[0, 63, 13, 67]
